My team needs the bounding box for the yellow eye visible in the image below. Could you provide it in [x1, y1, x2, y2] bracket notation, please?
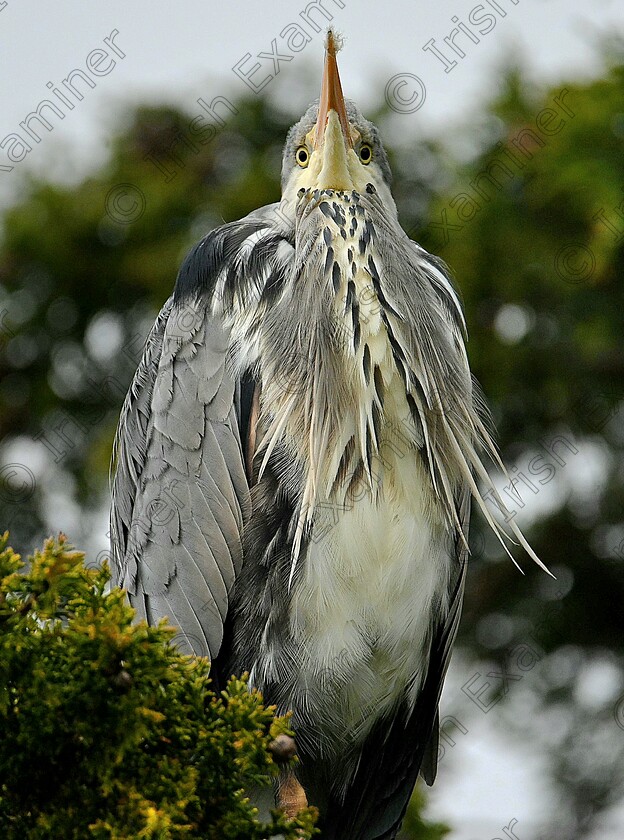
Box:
[296, 146, 310, 167]
[359, 144, 373, 164]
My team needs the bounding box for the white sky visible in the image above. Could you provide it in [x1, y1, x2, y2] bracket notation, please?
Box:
[0, 0, 622, 206]
[2, 1, 623, 836]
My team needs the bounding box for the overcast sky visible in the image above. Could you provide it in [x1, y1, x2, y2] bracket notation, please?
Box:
[2, 1, 623, 836]
[0, 0, 622, 207]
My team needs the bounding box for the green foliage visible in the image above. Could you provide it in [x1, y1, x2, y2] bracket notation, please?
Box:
[0, 533, 317, 839]
[411, 57, 624, 837]
[398, 789, 450, 840]
[424, 62, 624, 651]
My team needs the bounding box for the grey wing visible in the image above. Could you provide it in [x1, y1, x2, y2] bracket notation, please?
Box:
[110, 293, 250, 660]
[110, 206, 292, 661]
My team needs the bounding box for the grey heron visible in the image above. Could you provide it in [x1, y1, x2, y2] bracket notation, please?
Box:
[110, 29, 548, 840]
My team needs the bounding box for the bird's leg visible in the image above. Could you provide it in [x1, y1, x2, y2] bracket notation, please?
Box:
[269, 733, 308, 816]
[277, 771, 308, 818]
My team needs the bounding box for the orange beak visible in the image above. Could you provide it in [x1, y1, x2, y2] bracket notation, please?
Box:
[314, 30, 352, 149]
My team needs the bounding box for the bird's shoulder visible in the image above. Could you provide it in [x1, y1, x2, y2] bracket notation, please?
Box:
[172, 204, 295, 311]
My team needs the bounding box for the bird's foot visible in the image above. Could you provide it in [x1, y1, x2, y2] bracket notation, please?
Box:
[277, 772, 308, 818]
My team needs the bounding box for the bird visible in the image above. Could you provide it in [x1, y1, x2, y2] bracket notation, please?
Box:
[110, 29, 549, 840]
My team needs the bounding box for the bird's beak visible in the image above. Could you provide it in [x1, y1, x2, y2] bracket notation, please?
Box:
[315, 31, 352, 149]
[312, 30, 354, 190]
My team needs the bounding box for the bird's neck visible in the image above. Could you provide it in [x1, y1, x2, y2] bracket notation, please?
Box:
[256, 191, 425, 560]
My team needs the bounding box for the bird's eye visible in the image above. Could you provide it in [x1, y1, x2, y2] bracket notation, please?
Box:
[359, 144, 373, 164]
[296, 146, 310, 167]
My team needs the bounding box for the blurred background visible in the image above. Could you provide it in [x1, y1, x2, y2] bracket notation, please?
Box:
[1, 1, 623, 838]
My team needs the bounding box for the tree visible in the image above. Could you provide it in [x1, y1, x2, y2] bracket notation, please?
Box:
[0, 533, 317, 839]
[0, 534, 448, 839]
[1, 43, 623, 837]
[418, 56, 624, 839]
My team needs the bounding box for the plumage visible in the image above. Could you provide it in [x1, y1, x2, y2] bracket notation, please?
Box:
[110, 29, 548, 840]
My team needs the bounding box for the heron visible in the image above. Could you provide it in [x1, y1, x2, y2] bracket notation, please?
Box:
[110, 29, 549, 840]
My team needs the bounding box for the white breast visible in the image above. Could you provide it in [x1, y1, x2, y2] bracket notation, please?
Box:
[289, 446, 451, 741]
[250, 199, 455, 742]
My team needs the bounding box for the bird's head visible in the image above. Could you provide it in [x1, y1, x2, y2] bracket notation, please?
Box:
[281, 30, 394, 216]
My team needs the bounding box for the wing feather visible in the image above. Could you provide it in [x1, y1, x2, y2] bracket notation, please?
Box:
[110, 295, 249, 661]
[111, 207, 291, 661]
